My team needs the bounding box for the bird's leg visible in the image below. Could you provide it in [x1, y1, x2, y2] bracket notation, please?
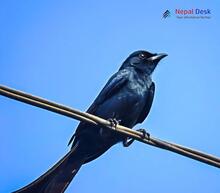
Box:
[123, 128, 150, 147]
[138, 128, 150, 139]
[123, 137, 135, 147]
[108, 118, 121, 129]
[108, 112, 121, 129]
[99, 117, 121, 137]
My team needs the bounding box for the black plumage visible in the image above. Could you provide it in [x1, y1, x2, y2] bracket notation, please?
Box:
[14, 50, 167, 193]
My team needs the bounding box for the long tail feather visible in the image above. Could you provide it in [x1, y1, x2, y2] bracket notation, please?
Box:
[13, 142, 84, 193]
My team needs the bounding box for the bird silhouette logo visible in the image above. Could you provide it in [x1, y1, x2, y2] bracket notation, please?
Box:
[163, 10, 171, 18]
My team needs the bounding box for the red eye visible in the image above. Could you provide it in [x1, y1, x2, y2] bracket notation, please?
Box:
[139, 53, 146, 59]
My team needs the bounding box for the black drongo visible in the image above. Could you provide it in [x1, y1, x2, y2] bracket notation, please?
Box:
[14, 50, 167, 193]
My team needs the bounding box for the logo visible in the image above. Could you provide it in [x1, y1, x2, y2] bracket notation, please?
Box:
[175, 9, 211, 19]
[162, 8, 211, 19]
[162, 10, 171, 18]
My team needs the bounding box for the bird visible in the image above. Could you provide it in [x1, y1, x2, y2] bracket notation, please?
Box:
[14, 50, 167, 193]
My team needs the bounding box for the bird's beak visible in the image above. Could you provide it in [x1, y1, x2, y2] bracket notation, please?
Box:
[148, 53, 168, 62]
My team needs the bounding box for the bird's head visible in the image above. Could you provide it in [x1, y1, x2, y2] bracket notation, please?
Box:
[120, 50, 167, 75]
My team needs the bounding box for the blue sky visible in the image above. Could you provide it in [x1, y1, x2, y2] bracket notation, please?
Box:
[1, 1, 220, 193]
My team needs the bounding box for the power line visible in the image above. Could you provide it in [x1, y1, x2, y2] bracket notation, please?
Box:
[0, 84, 220, 168]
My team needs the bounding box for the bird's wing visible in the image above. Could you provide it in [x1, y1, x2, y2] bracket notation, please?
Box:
[86, 69, 129, 114]
[136, 82, 155, 124]
[68, 70, 129, 146]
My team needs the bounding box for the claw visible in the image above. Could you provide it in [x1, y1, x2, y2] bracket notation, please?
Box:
[137, 128, 150, 140]
[122, 128, 150, 147]
[100, 118, 121, 138]
[108, 118, 121, 129]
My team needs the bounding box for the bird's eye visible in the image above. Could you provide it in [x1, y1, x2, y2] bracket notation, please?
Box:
[139, 53, 146, 59]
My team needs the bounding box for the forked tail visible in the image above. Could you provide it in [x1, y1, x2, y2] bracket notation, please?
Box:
[13, 143, 84, 193]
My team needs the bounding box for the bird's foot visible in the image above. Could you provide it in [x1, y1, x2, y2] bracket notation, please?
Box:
[100, 118, 121, 138]
[122, 128, 150, 147]
[138, 128, 150, 139]
[108, 118, 121, 130]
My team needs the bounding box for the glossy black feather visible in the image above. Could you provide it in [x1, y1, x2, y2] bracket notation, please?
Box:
[136, 82, 155, 124]
[14, 50, 167, 193]
[86, 69, 129, 114]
